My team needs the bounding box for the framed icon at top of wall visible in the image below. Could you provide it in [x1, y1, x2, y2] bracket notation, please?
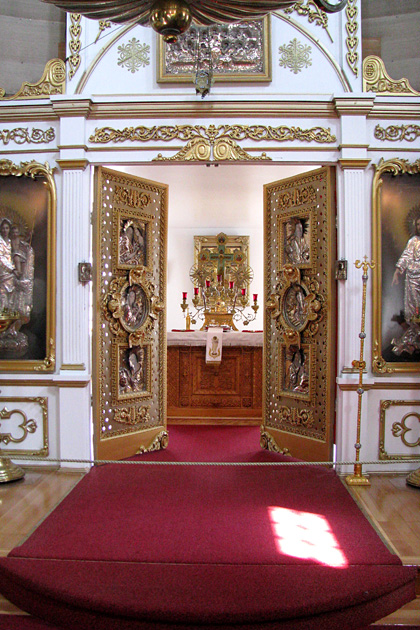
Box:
[157, 16, 271, 83]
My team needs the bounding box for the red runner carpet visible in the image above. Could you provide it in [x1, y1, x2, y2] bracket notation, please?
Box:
[0, 426, 416, 630]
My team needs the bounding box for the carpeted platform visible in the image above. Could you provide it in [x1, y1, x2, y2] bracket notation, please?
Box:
[0, 426, 417, 630]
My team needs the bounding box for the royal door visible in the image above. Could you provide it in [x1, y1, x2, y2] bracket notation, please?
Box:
[262, 167, 336, 461]
[93, 167, 168, 460]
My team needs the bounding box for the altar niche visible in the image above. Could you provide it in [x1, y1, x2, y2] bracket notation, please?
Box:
[167, 339, 262, 426]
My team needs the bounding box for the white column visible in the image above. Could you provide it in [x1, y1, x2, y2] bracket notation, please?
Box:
[58, 162, 91, 371]
[336, 162, 372, 372]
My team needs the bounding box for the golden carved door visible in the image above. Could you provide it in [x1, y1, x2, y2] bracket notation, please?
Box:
[93, 167, 168, 460]
[262, 167, 336, 461]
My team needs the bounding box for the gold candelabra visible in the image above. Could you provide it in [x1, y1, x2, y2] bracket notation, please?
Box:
[180, 279, 259, 331]
[345, 256, 375, 487]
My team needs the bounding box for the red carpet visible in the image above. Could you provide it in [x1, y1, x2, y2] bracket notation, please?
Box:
[0, 426, 417, 630]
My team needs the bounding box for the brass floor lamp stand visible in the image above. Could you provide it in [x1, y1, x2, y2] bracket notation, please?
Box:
[346, 257, 375, 487]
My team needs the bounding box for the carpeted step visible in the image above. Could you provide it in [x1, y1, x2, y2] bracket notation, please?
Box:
[0, 557, 416, 630]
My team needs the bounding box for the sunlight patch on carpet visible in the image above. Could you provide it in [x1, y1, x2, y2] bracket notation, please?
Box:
[268, 506, 348, 568]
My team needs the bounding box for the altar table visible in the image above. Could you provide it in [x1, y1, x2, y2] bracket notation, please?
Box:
[167, 331, 263, 425]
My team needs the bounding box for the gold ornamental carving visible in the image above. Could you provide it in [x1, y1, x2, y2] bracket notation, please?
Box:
[363, 56, 420, 96]
[114, 405, 151, 426]
[345, 0, 358, 78]
[0, 128, 55, 146]
[0, 396, 49, 457]
[260, 427, 290, 455]
[68, 14, 82, 80]
[89, 124, 336, 145]
[379, 400, 420, 461]
[374, 124, 420, 143]
[0, 408, 37, 445]
[136, 429, 169, 454]
[89, 124, 336, 162]
[0, 59, 66, 100]
[104, 267, 163, 347]
[282, 1, 332, 42]
[269, 265, 323, 344]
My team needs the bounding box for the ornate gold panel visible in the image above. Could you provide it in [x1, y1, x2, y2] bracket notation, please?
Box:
[264, 167, 336, 461]
[93, 168, 167, 459]
[0, 396, 48, 457]
[0, 59, 66, 100]
[363, 56, 420, 96]
[379, 400, 420, 461]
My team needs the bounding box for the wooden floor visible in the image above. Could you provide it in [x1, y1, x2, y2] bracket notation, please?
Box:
[0, 469, 419, 625]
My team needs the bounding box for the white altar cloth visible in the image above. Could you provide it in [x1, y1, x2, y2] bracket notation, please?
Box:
[167, 331, 263, 347]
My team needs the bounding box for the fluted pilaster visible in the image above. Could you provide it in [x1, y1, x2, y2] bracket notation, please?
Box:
[59, 161, 91, 371]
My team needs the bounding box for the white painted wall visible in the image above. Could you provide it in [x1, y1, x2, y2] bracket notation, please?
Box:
[119, 163, 317, 331]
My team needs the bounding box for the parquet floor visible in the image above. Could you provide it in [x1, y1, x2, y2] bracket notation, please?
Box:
[0, 469, 419, 625]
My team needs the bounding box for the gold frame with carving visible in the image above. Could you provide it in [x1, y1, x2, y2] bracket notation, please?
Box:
[114, 209, 153, 272]
[279, 342, 314, 402]
[278, 210, 314, 272]
[193, 234, 250, 306]
[157, 16, 271, 83]
[379, 400, 420, 461]
[372, 157, 420, 374]
[0, 396, 48, 457]
[113, 341, 152, 403]
[0, 160, 56, 372]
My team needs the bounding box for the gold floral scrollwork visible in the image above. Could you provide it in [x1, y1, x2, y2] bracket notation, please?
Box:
[0, 407, 37, 445]
[68, 14, 82, 80]
[392, 413, 420, 448]
[345, 0, 359, 78]
[0, 128, 56, 146]
[294, 408, 314, 428]
[283, 1, 332, 42]
[374, 124, 420, 143]
[136, 429, 169, 454]
[0, 59, 66, 100]
[260, 426, 290, 455]
[363, 56, 420, 96]
[104, 268, 162, 347]
[114, 405, 151, 426]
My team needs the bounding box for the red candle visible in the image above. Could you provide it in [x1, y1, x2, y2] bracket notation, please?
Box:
[194, 287, 199, 296]
[182, 292, 187, 300]
[253, 293, 258, 302]
[217, 274, 222, 282]
[205, 279, 211, 288]
[229, 281, 234, 289]
[241, 288, 246, 296]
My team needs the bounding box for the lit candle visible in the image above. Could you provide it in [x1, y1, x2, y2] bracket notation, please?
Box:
[194, 287, 199, 296]
[253, 293, 258, 302]
[241, 288, 246, 296]
[205, 279, 211, 288]
[182, 292, 187, 300]
[229, 281, 234, 289]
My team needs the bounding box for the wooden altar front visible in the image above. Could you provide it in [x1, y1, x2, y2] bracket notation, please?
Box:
[167, 331, 263, 425]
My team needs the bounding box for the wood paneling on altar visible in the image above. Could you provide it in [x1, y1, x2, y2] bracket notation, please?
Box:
[167, 346, 262, 425]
